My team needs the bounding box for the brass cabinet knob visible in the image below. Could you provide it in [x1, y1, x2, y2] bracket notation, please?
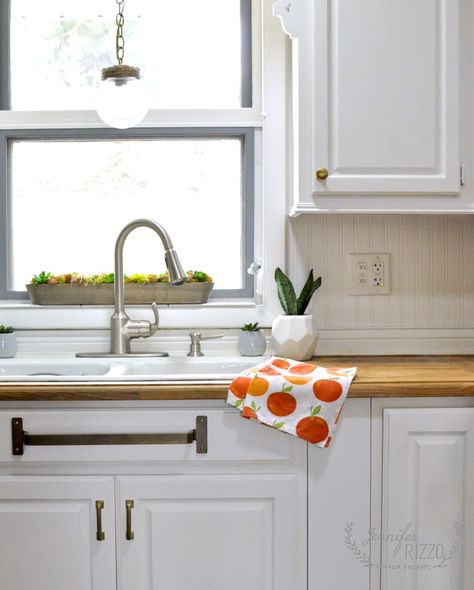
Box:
[315, 167, 329, 180]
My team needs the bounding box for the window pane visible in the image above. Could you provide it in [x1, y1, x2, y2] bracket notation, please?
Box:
[10, 138, 243, 292]
[10, 0, 243, 110]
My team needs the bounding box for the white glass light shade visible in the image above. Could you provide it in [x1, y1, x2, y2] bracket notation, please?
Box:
[96, 76, 148, 129]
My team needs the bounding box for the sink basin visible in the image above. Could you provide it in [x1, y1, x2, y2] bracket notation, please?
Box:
[0, 356, 266, 381]
[0, 358, 112, 380]
[113, 356, 266, 380]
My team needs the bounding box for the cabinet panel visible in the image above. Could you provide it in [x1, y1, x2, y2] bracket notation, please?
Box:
[381, 408, 474, 590]
[117, 474, 306, 590]
[314, 0, 459, 195]
[0, 409, 297, 466]
[0, 476, 116, 590]
[308, 399, 371, 590]
[274, 0, 470, 214]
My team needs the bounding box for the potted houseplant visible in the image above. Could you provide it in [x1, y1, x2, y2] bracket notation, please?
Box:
[238, 322, 266, 356]
[272, 268, 322, 360]
[0, 325, 17, 358]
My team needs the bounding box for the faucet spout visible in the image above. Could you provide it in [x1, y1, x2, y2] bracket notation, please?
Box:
[111, 218, 187, 354]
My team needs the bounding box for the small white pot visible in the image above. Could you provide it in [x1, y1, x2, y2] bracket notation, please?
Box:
[0, 332, 17, 358]
[238, 330, 266, 356]
[271, 314, 316, 361]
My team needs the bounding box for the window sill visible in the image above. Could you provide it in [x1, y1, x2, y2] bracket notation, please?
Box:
[0, 299, 277, 329]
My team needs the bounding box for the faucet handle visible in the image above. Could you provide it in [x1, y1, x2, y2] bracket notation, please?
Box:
[150, 302, 159, 335]
[125, 304, 159, 340]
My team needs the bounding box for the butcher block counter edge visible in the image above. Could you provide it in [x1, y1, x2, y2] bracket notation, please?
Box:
[1, 356, 474, 400]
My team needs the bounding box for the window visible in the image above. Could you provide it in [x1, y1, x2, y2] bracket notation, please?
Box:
[6, 0, 251, 110]
[0, 0, 256, 300]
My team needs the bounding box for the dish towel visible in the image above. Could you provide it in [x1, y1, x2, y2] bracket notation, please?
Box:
[226, 357, 357, 448]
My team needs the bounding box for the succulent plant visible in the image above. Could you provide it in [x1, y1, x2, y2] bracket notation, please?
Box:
[274, 267, 322, 315]
[29, 271, 213, 285]
[241, 322, 261, 332]
[31, 271, 52, 284]
[0, 325, 14, 334]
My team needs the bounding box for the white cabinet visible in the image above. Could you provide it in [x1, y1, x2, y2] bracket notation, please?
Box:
[308, 397, 474, 590]
[371, 399, 474, 590]
[0, 405, 307, 590]
[308, 399, 371, 590]
[274, 0, 473, 214]
[0, 476, 116, 590]
[117, 474, 301, 590]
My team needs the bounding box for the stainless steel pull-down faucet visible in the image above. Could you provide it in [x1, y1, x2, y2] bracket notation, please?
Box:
[78, 218, 186, 358]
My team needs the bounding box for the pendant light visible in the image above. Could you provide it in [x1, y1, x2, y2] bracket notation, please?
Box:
[96, 0, 148, 129]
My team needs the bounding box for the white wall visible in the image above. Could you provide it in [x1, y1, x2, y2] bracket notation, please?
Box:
[288, 214, 474, 354]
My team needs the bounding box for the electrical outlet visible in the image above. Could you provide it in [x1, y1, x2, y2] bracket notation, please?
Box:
[349, 253, 391, 295]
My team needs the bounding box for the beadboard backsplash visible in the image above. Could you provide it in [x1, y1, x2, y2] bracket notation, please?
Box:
[288, 215, 474, 354]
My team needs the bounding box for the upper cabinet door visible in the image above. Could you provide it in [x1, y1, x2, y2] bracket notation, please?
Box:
[274, 0, 468, 214]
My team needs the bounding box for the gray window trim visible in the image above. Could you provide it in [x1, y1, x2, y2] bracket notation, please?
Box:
[241, 0, 253, 108]
[0, 127, 255, 300]
[0, 0, 10, 110]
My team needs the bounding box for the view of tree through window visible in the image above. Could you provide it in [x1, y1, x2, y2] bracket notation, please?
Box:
[10, 0, 242, 110]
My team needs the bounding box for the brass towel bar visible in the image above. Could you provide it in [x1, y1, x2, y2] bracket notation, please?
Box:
[11, 416, 208, 455]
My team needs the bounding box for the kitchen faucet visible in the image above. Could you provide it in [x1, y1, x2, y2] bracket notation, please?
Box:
[78, 218, 186, 357]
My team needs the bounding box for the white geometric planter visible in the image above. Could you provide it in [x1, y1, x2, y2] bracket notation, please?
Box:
[271, 314, 316, 361]
[238, 330, 267, 356]
[0, 332, 17, 358]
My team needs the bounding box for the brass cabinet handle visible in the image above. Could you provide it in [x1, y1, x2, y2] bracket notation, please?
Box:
[126, 500, 135, 541]
[11, 416, 208, 455]
[315, 167, 329, 180]
[95, 500, 105, 541]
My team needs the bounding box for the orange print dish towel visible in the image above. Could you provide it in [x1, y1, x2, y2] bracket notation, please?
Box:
[227, 357, 357, 448]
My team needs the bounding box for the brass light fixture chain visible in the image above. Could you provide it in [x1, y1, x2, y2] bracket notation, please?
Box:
[115, 0, 125, 64]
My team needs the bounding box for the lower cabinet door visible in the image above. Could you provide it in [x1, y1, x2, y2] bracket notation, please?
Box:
[381, 408, 474, 590]
[0, 476, 116, 590]
[117, 474, 305, 590]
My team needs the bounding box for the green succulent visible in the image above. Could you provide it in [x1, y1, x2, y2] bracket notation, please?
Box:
[274, 267, 322, 315]
[31, 271, 52, 284]
[0, 325, 14, 334]
[29, 270, 213, 285]
[241, 322, 260, 332]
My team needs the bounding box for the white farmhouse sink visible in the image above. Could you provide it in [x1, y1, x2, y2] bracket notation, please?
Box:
[0, 355, 266, 382]
[111, 356, 265, 381]
[0, 359, 112, 379]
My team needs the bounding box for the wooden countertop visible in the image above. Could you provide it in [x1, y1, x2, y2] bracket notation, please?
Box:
[1, 356, 474, 401]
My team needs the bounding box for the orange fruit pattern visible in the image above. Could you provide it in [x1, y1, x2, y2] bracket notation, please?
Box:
[284, 375, 313, 386]
[288, 362, 316, 375]
[267, 392, 297, 417]
[313, 379, 343, 403]
[247, 376, 270, 396]
[229, 376, 252, 399]
[259, 365, 282, 376]
[296, 416, 329, 444]
[271, 358, 290, 370]
[226, 356, 357, 449]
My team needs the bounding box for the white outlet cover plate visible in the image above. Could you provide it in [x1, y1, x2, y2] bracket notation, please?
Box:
[349, 253, 391, 295]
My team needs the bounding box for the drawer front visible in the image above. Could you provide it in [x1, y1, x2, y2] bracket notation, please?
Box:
[0, 408, 298, 465]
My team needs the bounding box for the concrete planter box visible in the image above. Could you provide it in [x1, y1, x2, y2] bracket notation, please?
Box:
[26, 282, 214, 305]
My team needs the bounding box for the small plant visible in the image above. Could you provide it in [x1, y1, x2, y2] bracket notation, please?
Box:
[31, 271, 52, 284]
[241, 322, 261, 332]
[29, 270, 213, 285]
[0, 325, 14, 334]
[274, 267, 322, 315]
